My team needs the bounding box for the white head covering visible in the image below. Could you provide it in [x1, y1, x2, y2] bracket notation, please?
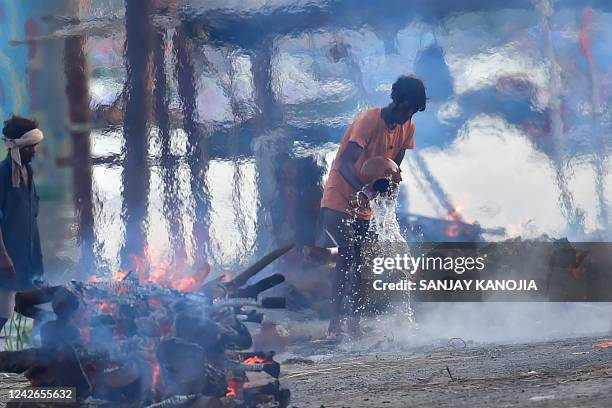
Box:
[3, 128, 44, 188]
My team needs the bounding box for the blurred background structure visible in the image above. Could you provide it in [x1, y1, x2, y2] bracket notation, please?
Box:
[0, 0, 610, 281]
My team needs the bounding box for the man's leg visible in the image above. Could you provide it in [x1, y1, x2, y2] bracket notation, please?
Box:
[315, 208, 355, 336]
[329, 246, 353, 334]
[347, 220, 369, 337]
[0, 289, 16, 333]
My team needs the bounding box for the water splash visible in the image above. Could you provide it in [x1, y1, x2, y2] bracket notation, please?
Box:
[365, 185, 414, 324]
[368, 186, 404, 242]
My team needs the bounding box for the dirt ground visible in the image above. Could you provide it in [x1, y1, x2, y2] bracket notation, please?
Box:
[0, 335, 611, 407]
[281, 336, 612, 408]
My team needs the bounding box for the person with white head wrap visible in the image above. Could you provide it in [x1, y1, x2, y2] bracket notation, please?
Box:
[0, 116, 45, 333]
[3, 128, 44, 188]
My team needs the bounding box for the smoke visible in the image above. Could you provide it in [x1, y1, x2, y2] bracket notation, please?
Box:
[275, 302, 612, 356]
[363, 302, 612, 350]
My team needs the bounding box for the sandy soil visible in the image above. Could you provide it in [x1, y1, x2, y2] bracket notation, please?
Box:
[281, 336, 612, 408]
[0, 336, 610, 407]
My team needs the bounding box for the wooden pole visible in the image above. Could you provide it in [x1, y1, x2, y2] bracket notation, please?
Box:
[120, 0, 154, 271]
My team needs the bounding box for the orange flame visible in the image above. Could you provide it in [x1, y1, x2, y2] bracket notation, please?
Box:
[81, 245, 217, 402]
[226, 378, 245, 398]
[92, 245, 211, 293]
[593, 341, 612, 349]
[130, 246, 210, 292]
[446, 224, 459, 238]
[112, 270, 128, 281]
[447, 207, 462, 222]
[152, 358, 162, 400]
[243, 356, 267, 365]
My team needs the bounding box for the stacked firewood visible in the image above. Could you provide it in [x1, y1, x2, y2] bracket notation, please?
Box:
[0, 244, 294, 408]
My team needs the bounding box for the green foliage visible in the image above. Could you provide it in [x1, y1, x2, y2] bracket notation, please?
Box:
[1, 313, 33, 351]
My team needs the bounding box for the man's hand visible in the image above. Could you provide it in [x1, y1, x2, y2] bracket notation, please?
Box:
[0, 255, 16, 278]
[394, 166, 403, 183]
[352, 184, 376, 209]
[361, 183, 377, 201]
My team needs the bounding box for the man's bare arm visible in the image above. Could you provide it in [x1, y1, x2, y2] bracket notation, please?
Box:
[392, 148, 407, 182]
[0, 175, 13, 276]
[0, 229, 15, 277]
[338, 142, 365, 191]
[394, 148, 406, 167]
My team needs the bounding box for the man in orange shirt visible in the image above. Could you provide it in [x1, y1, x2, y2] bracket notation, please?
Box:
[316, 75, 427, 338]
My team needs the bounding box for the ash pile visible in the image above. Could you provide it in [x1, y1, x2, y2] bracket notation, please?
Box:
[0, 244, 295, 408]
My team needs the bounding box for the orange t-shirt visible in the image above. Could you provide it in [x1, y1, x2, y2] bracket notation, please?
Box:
[321, 108, 415, 220]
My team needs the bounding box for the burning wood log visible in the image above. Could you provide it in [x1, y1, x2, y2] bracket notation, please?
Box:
[202, 243, 294, 298]
[14, 287, 60, 321]
[40, 320, 81, 348]
[24, 345, 92, 398]
[2, 244, 293, 407]
[100, 363, 140, 388]
[157, 338, 227, 397]
[229, 243, 294, 290]
[0, 349, 38, 373]
[232, 274, 285, 299]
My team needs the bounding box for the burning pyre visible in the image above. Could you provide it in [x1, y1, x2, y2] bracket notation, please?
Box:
[0, 244, 294, 407]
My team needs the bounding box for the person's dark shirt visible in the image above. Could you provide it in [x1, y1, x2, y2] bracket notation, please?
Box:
[0, 156, 43, 290]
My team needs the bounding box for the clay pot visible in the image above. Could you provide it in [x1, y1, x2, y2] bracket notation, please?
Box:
[360, 156, 401, 194]
[252, 321, 289, 353]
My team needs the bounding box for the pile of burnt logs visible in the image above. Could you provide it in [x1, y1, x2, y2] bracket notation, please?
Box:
[0, 244, 295, 408]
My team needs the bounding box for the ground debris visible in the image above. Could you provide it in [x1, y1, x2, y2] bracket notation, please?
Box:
[282, 358, 315, 366]
[282, 336, 612, 407]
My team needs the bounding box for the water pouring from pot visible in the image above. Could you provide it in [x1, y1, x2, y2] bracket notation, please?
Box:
[356, 156, 402, 208]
